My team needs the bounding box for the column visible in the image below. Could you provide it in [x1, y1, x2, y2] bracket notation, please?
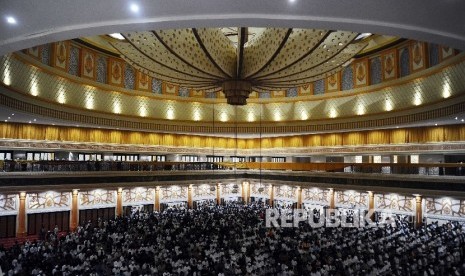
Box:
[414, 194, 423, 228]
[329, 188, 335, 209]
[70, 189, 79, 231]
[269, 185, 274, 207]
[241, 181, 249, 204]
[116, 188, 123, 217]
[154, 186, 160, 212]
[296, 186, 302, 209]
[247, 182, 251, 205]
[188, 185, 193, 209]
[17, 191, 27, 237]
[216, 183, 221, 205]
[367, 191, 375, 221]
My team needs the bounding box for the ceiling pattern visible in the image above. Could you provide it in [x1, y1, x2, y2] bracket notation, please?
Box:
[111, 28, 367, 95]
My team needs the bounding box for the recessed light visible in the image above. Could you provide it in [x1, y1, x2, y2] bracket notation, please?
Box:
[289, 0, 296, 3]
[4, 120, 7, 122]
[33, 119, 36, 122]
[455, 117, 458, 120]
[11, 114, 14, 116]
[435, 123, 438, 126]
[109, 33, 125, 40]
[130, 3, 140, 13]
[7, 117, 10, 119]
[6, 16, 17, 25]
[28, 121, 32, 123]
[462, 119, 464, 122]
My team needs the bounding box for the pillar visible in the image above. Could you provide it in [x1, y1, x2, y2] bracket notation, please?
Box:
[414, 194, 423, 228]
[270, 185, 274, 207]
[70, 189, 79, 231]
[368, 191, 375, 221]
[116, 188, 123, 217]
[247, 182, 251, 204]
[241, 181, 249, 204]
[188, 185, 193, 209]
[17, 191, 26, 237]
[216, 183, 221, 205]
[297, 186, 302, 209]
[154, 186, 160, 211]
[329, 188, 335, 209]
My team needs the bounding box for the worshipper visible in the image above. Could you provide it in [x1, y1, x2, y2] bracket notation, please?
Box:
[0, 202, 465, 275]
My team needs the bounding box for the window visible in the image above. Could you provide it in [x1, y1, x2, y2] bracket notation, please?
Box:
[78, 153, 102, 161]
[113, 154, 139, 162]
[0, 151, 12, 160]
[230, 156, 246, 162]
[152, 155, 166, 162]
[272, 157, 286, 162]
[207, 156, 223, 162]
[181, 155, 199, 162]
[26, 152, 54, 161]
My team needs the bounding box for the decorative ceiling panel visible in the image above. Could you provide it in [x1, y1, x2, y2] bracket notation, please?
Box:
[111, 28, 369, 102]
[112, 40, 216, 86]
[241, 28, 291, 78]
[193, 28, 237, 78]
[256, 32, 365, 85]
[154, 29, 229, 78]
[247, 29, 329, 78]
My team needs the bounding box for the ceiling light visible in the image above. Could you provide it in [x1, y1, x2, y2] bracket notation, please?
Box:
[435, 123, 438, 126]
[455, 117, 458, 120]
[6, 16, 16, 25]
[289, 0, 297, 3]
[109, 33, 125, 40]
[28, 121, 31, 123]
[355, 33, 372, 41]
[4, 120, 7, 122]
[130, 3, 140, 13]
[462, 119, 464, 122]
[11, 114, 14, 116]
[7, 117, 10, 119]
[33, 119, 36, 122]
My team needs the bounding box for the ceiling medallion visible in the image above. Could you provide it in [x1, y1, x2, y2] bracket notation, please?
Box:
[222, 80, 252, 105]
[111, 28, 367, 105]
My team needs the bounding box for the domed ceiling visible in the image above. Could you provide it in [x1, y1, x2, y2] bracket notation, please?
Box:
[111, 28, 367, 105]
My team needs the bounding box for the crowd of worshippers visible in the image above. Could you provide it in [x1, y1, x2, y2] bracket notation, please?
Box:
[1, 203, 465, 276]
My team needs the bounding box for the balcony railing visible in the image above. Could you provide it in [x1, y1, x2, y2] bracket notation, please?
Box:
[0, 160, 464, 176]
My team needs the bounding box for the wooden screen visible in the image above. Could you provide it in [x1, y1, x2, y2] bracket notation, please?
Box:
[27, 211, 70, 235]
[0, 215, 16, 238]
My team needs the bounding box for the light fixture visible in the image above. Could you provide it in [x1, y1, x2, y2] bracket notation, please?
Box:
[108, 33, 125, 40]
[6, 16, 16, 25]
[355, 33, 372, 41]
[130, 3, 140, 13]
